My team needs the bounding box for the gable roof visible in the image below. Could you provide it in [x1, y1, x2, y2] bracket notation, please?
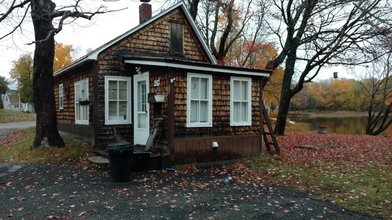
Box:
[54, 2, 216, 76]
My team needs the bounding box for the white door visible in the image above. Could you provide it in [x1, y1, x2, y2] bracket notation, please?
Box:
[134, 72, 150, 145]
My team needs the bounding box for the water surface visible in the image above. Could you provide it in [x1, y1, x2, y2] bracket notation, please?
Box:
[296, 116, 392, 136]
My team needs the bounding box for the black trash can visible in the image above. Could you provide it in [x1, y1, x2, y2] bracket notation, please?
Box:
[107, 142, 133, 182]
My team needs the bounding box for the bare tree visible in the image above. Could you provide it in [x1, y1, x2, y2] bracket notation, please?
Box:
[1, 0, 120, 148]
[163, 0, 268, 65]
[262, 0, 392, 135]
[351, 51, 392, 135]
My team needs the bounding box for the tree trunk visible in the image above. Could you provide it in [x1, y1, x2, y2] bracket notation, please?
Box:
[274, 82, 291, 136]
[189, 0, 200, 20]
[31, 0, 64, 149]
[274, 51, 297, 136]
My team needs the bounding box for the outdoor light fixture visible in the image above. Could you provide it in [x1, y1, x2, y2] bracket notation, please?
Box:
[135, 66, 142, 74]
[333, 72, 338, 79]
[212, 142, 219, 148]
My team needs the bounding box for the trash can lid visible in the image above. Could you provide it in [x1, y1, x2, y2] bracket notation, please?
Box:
[107, 142, 133, 150]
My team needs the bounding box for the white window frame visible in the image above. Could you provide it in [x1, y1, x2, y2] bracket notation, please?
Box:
[74, 78, 89, 125]
[230, 76, 252, 126]
[186, 73, 212, 127]
[59, 84, 63, 110]
[105, 76, 132, 125]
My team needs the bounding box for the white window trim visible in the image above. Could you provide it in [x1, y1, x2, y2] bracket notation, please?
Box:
[230, 76, 252, 126]
[74, 78, 89, 125]
[186, 72, 212, 127]
[105, 76, 132, 125]
[59, 84, 63, 110]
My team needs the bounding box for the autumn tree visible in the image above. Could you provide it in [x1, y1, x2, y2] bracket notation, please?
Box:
[9, 53, 34, 104]
[1, 0, 118, 148]
[53, 41, 74, 72]
[263, 0, 392, 135]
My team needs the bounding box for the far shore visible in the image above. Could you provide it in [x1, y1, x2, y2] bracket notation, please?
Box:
[288, 111, 368, 118]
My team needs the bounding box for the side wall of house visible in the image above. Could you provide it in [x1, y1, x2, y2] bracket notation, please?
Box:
[54, 62, 95, 143]
[93, 8, 211, 148]
[169, 70, 263, 163]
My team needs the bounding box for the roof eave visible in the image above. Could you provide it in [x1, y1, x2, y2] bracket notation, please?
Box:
[53, 56, 95, 77]
[124, 59, 271, 77]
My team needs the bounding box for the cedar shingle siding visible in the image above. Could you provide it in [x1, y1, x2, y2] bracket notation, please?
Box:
[53, 2, 270, 167]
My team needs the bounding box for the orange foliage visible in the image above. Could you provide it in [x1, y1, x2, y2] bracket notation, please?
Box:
[53, 41, 74, 72]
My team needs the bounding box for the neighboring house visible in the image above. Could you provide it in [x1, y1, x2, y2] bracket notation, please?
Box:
[53, 2, 272, 169]
[1, 84, 19, 110]
[21, 103, 35, 113]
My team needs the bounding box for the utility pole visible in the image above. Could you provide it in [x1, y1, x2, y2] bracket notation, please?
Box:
[18, 74, 21, 111]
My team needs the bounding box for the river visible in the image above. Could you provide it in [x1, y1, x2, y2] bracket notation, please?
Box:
[295, 116, 392, 136]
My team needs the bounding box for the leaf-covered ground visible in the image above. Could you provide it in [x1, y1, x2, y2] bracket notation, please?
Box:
[239, 133, 392, 218]
[0, 160, 378, 220]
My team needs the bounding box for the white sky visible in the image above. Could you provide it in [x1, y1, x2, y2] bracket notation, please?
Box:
[0, 0, 168, 80]
[0, 0, 352, 81]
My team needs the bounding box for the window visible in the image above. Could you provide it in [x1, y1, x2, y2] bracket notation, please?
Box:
[105, 76, 131, 125]
[170, 21, 183, 56]
[59, 84, 63, 110]
[74, 78, 89, 125]
[230, 77, 252, 126]
[187, 73, 212, 127]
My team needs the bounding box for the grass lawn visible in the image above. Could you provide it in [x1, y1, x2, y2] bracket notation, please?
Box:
[0, 127, 92, 165]
[0, 109, 36, 123]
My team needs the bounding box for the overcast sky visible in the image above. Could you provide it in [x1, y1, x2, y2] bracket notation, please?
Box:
[0, 0, 351, 81]
[0, 0, 168, 80]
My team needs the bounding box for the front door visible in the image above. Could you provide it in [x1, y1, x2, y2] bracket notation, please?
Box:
[134, 72, 150, 145]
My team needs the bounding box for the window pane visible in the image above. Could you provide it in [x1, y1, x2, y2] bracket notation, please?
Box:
[138, 114, 146, 129]
[82, 106, 88, 121]
[119, 101, 127, 120]
[190, 100, 198, 122]
[138, 81, 147, 112]
[200, 101, 208, 122]
[81, 81, 87, 100]
[233, 102, 240, 122]
[119, 81, 127, 100]
[233, 81, 240, 100]
[109, 81, 117, 100]
[191, 77, 199, 99]
[200, 78, 208, 99]
[75, 84, 80, 100]
[75, 104, 80, 120]
[242, 81, 248, 100]
[241, 102, 248, 121]
[109, 101, 117, 120]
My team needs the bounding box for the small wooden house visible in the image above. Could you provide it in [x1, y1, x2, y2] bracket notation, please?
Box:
[53, 2, 272, 169]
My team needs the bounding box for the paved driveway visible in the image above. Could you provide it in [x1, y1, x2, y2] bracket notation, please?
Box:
[0, 121, 36, 139]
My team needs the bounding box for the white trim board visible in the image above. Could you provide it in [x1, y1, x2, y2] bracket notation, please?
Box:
[124, 60, 271, 77]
